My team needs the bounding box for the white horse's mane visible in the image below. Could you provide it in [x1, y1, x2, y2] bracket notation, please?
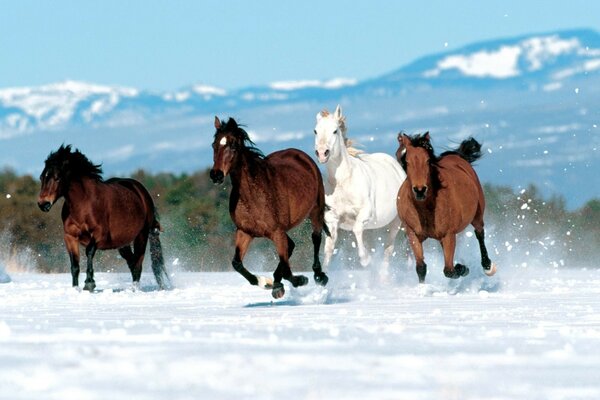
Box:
[319, 109, 363, 157]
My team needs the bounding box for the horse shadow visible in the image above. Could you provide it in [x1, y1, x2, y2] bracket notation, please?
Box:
[244, 285, 353, 308]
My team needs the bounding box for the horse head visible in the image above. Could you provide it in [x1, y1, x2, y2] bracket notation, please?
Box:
[210, 117, 262, 184]
[314, 104, 347, 164]
[398, 132, 433, 201]
[38, 144, 73, 211]
[38, 144, 103, 212]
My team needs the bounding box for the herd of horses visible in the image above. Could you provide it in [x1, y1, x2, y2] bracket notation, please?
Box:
[36, 105, 496, 298]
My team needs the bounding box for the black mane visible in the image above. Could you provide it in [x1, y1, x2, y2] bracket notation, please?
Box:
[44, 144, 103, 181]
[215, 118, 264, 160]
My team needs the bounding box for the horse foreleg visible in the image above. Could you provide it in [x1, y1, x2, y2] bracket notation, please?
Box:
[440, 234, 469, 279]
[352, 207, 371, 267]
[406, 229, 427, 283]
[64, 234, 80, 288]
[83, 242, 97, 291]
[231, 230, 270, 288]
[475, 229, 497, 276]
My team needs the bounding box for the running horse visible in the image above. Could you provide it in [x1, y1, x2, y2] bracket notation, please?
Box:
[314, 105, 406, 275]
[37, 145, 170, 291]
[210, 117, 329, 299]
[396, 132, 497, 282]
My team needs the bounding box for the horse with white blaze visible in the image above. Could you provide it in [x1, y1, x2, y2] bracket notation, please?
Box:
[314, 105, 406, 274]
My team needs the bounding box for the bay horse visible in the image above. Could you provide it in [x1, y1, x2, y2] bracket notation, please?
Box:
[396, 132, 497, 283]
[37, 145, 170, 291]
[314, 105, 406, 275]
[210, 117, 329, 299]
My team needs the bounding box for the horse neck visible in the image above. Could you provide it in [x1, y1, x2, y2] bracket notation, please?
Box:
[229, 151, 266, 199]
[325, 138, 353, 186]
[64, 177, 98, 204]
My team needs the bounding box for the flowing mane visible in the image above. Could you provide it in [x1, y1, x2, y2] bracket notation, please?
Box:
[214, 118, 264, 160]
[44, 144, 103, 181]
[319, 109, 363, 157]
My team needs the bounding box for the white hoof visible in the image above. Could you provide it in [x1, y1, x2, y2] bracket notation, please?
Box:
[484, 262, 497, 277]
[257, 276, 274, 289]
[359, 256, 371, 267]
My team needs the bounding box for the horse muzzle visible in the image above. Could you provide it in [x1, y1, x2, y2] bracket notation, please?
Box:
[315, 149, 330, 164]
[412, 186, 428, 201]
[38, 201, 53, 212]
[210, 169, 225, 184]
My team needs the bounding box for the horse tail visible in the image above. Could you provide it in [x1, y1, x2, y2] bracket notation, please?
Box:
[149, 209, 171, 290]
[455, 137, 483, 164]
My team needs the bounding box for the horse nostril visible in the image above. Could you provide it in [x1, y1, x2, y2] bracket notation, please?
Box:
[412, 186, 428, 200]
[210, 169, 224, 184]
[38, 201, 52, 212]
[324, 150, 330, 157]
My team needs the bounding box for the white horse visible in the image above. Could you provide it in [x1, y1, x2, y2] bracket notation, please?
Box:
[314, 105, 406, 274]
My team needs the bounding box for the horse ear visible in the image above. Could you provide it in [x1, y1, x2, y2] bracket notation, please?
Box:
[334, 104, 342, 120]
[214, 116, 221, 129]
[424, 131, 430, 142]
[400, 134, 411, 147]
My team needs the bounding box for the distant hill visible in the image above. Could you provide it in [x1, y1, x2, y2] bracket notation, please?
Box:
[0, 29, 598, 208]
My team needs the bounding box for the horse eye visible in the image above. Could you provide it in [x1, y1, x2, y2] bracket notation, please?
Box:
[333, 129, 338, 135]
[314, 130, 317, 135]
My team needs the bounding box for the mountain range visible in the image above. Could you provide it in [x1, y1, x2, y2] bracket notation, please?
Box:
[1, 28, 598, 208]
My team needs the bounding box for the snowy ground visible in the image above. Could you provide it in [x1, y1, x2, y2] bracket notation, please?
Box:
[1, 265, 600, 400]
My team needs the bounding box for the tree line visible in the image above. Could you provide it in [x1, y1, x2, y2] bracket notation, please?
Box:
[0, 167, 598, 273]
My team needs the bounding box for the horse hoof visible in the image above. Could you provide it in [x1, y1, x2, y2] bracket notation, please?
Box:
[291, 275, 309, 287]
[272, 283, 285, 299]
[314, 272, 329, 286]
[457, 264, 470, 277]
[445, 264, 469, 279]
[484, 262, 497, 277]
[83, 282, 96, 291]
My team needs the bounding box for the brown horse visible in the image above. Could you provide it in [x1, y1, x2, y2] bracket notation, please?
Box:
[210, 117, 329, 299]
[396, 132, 497, 283]
[37, 145, 170, 291]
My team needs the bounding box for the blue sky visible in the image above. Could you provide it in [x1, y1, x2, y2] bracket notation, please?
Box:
[1, 0, 599, 91]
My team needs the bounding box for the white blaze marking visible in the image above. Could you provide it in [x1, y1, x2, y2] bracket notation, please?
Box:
[219, 137, 227, 146]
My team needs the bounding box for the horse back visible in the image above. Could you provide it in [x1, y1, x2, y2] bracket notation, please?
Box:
[63, 177, 156, 249]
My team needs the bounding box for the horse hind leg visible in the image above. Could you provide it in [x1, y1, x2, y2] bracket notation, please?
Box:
[309, 207, 329, 286]
[128, 232, 149, 289]
[272, 231, 308, 299]
[475, 229, 497, 276]
[472, 207, 497, 276]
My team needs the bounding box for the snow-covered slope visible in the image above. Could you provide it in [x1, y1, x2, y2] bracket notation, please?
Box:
[0, 29, 598, 208]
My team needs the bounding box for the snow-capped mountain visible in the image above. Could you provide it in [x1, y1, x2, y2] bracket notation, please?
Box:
[0, 29, 598, 208]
